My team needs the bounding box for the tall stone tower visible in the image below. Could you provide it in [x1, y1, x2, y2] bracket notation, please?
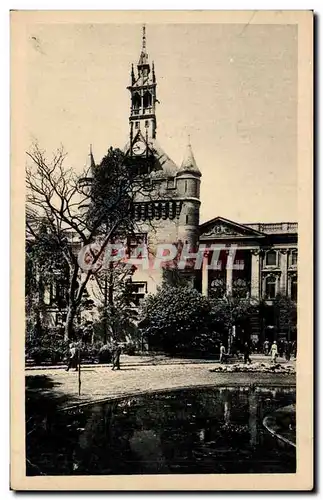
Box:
[125, 26, 202, 294]
[128, 25, 157, 142]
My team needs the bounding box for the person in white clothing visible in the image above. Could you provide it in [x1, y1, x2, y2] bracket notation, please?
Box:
[66, 342, 78, 371]
[219, 344, 227, 364]
[269, 341, 278, 363]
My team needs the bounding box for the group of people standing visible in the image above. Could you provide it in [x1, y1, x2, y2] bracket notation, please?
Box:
[219, 342, 252, 364]
[263, 339, 296, 361]
[65, 341, 122, 372]
[219, 338, 296, 364]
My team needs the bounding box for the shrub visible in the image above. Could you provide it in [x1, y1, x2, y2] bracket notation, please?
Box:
[80, 342, 103, 363]
[140, 284, 217, 356]
[26, 333, 67, 365]
[98, 345, 112, 364]
[122, 342, 136, 355]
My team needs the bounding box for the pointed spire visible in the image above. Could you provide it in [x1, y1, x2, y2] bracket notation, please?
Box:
[138, 23, 149, 66]
[179, 137, 201, 176]
[142, 24, 146, 51]
[89, 144, 95, 169]
[131, 63, 135, 85]
[85, 144, 96, 175]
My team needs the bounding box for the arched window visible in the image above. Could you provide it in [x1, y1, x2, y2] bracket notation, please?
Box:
[132, 93, 141, 111]
[210, 278, 225, 299]
[291, 274, 297, 301]
[143, 91, 152, 108]
[290, 250, 297, 267]
[233, 278, 249, 298]
[265, 250, 277, 267]
[265, 274, 277, 299]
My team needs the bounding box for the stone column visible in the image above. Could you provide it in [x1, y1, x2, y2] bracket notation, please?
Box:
[250, 249, 260, 300]
[226, 250, 233, 295]
[280, 249, 288, 295]
[202, 252, 209, 296]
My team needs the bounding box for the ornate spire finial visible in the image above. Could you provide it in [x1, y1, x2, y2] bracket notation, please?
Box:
[131, 63, 135, 84]
[138, 24, 148, 66]
[142, 24, 146, 51]
[188, 133, 191, 145]
[88, 144, 95, 170]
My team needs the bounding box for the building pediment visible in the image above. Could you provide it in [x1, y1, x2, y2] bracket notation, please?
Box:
[199, 216, 266, 240]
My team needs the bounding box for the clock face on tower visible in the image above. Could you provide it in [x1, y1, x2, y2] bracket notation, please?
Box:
[132, 140, 146, 156]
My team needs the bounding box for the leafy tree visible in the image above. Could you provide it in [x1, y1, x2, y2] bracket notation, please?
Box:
[91, 264, 140, 344]
[209, 289, 257, 352]
[273, 293, 297, 341]
[161, 266, 191, 288]
[26, 144, 150, 341]
[140, 284, 216, 355]
[26, 214, 69, 338]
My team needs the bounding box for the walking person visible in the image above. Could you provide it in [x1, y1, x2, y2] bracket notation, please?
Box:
[284, 340, 288, 361]
[66, 342, 78, 372]
[285, 341, 292, 361]
[111, 343, 122, 370]
[263, 339, 270, 356]
[243, 342, 252, 364]
[278, 339, 284, 358]
[219, 343, 227, 364]
[269, 341, 278, 364]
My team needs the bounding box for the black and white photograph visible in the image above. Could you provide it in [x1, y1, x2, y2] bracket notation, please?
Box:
[10, 10, 313, 491]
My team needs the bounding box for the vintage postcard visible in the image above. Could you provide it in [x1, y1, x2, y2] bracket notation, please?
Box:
[11, 10, 313, 490]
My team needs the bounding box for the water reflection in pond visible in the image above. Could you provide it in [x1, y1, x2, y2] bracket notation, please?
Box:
[27, 385, 296, 475]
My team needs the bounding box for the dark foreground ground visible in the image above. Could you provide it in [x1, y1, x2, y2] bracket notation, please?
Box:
[25, 362, 296, 476]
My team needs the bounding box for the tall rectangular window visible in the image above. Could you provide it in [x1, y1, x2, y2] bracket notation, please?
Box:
[291, 251, 297, 266]
[167, 178, 175, 189]
[265, 276, 276, 299]
[265, 251, 277, 266]
[291, 277, 297, 301]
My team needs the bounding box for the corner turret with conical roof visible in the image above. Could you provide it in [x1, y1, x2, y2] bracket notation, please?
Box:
[176, 137, 201, 199]
[175, 137, 201, 252]
[179, 138, 202, 177]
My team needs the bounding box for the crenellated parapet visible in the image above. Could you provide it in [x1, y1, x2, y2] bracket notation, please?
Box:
[133, 200, 183, 222]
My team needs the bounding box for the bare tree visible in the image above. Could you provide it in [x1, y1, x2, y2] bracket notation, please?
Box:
[26, 143, 153, 341]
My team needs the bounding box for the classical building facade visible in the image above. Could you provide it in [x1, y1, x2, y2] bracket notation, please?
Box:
[197, 217, 298, 303]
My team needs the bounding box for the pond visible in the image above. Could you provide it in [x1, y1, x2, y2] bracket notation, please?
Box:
[26, 385, 296, 475]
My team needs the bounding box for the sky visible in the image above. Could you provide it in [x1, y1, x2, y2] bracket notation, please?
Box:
[26, 22, 298, 224]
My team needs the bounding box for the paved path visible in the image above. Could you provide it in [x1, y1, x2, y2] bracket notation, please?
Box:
[26, 353, 296, 370]
[26, 361, 296, 410]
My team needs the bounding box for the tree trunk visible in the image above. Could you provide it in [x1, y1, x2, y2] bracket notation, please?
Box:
[103, 272, 108, 344]
[64, 304, 77, 341]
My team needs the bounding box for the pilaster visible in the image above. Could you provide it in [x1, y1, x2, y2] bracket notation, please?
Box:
[280, 249, 288, 295]
[251, 248, 261, 300]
